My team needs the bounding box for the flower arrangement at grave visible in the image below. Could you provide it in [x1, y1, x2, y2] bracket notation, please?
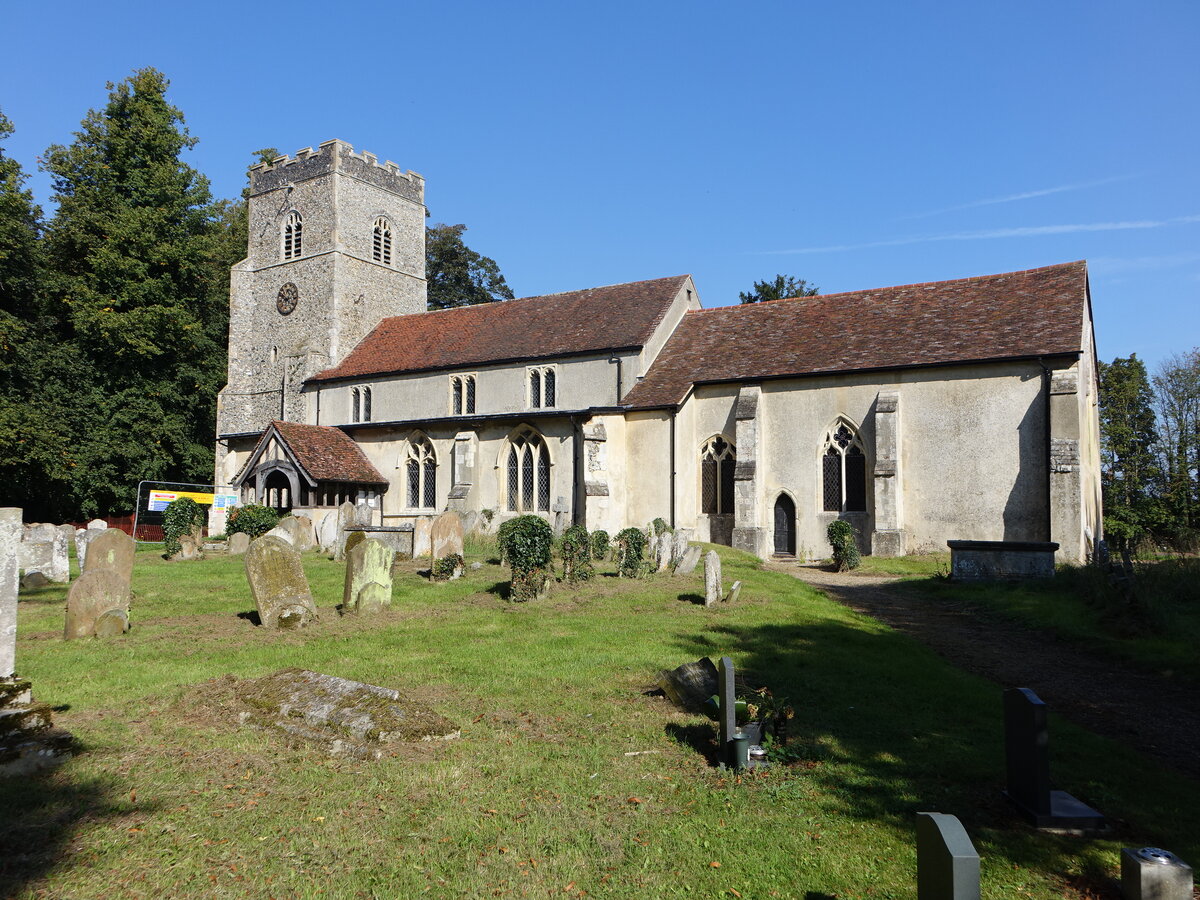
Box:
[431, 553, 464, 582]
[589, 529, 609, 561]
[498, 515, 553, 601]
[558, 524, 594, 584]
[162, 497, 205, 557]
[826, 520, 861, 571]
[615, 527, 649, 578]
[227, 504, 280, 540]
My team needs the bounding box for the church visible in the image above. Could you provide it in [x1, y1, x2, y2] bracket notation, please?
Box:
[212, 139, 1103, 563]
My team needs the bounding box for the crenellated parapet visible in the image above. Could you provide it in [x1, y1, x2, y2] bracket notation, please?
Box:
[249, 139, 424, 204]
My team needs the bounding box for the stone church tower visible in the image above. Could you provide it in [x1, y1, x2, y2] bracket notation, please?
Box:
[214, 140, 427, 491]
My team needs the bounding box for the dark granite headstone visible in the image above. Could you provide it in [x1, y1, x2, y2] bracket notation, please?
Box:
[1120, 847, 1193, 900]
[1002, 687, 1104, 830]
[916, 812, 980, 900]
[718, 656, 736, 769]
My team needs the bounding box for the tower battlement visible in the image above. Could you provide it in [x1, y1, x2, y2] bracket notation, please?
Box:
[248, 139, 424, 202]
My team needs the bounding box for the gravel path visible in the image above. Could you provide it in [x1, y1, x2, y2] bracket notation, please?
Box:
[768, 562, 1200, 780]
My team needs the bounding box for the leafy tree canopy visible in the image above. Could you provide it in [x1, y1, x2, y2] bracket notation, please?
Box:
[426, 222, 514, 310]
[738, 274, 819, 304]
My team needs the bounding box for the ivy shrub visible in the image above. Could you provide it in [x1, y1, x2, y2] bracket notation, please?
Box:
[559, 524, 594, 584]
[652, 517, 672, 536]
[827, 520, 861, 571]
[162, 497, 205, 557]
[590, 529, 610, 561]
[498, 515, 554, 601]
[432, 553, 464, 581]
[227, 504, 279, 540]
[496, 518, 517, 565]
[615, 527, 649, 578]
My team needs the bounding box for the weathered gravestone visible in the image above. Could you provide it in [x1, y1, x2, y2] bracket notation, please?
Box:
[431, 511, 464, 561]
[723, 580, 742, 604]
[671, 529, 692, 566]
[1003, 687, 1104, 830]
[343, 538, 394, 614]
[228, 668, 459, 759]
[718, 655, 738, 769]
[916, 812, 980, 900]
[264, 524, 294, 545]
[656, 533, 673, 572]
[1120, 847, 1193, 900]
[315, 510, 339, 553]
[75, 519, 109, 573]
[675, 544, 701, 575]
[334, 501, 357, 561]
[21, 523, 69, 583]
[292, 515, 316, 551]
[173, 529, 204, 561]
[85, 529, 134, 584]
[1, 508, 19, 678]
[245, 536, 317, 629]
[227, 532, 251, 556]
[64, 570, 131, 639]
[412, 516, 433, 559]
[704, 551, 722, 607]
[461, 510, 479, 535]
[656, 657, 719, 714]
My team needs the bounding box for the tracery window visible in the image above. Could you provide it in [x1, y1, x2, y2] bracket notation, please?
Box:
[404, 435, 437, 509]
[822, 421, 867, 513]
[372, 217, 393, 264]
[450, 375, 477, 415]
[351, 386, 372, 424]
[283, 211, 303, 260]
[505, 427, 551, 513]
[527, 365, 557, 408]
[700, 435, 736, 515]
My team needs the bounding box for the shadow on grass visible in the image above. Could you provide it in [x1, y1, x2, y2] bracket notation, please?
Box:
[0, 768, 144, 897]
[665, 722, 719, 767]
[235, 610, 261, 626]
[677, 593, 705, 605]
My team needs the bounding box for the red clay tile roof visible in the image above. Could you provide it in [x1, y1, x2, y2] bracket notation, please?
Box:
[623, 261, 1090, 408]
[272, 421, 387, 484]
[309, 275, 691, 383]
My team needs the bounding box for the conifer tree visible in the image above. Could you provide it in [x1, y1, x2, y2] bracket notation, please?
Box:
[1098, 355, 1163, 547]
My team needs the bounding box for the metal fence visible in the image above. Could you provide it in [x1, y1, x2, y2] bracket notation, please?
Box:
[131, 481, 237, 544]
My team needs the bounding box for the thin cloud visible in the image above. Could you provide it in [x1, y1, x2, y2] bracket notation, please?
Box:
[763, 215, 1200, 255]
[900, 174, 1141, 220]
[1089, 252, 1200, 274]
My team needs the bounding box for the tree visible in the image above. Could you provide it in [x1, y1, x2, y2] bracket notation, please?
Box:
[425, 223, 514, 310]
[40, 68, 228, 516]
[738, 274, 819, 304]
[1097, 355, 1163, 547]
[1153, 349, 1200, 537]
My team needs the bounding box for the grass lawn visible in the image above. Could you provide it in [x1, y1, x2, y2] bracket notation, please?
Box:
[893, 557, 1200, 684]
[4, 541, 1198, 898]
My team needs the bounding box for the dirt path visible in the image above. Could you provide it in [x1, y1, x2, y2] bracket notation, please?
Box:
[768, 562, 1200, 781]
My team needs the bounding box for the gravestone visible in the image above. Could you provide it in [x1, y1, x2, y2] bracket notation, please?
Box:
[916, 812, 980, 900]
[174, 532, 204, 560]
[412, 517, 433, 559]
[704, 551, 722, 607]
[245, 535, 317, 629]
[21, 523, 69, 584]
[227, 532, 251, 556]
[718, 656, 737, 769]
[344, 530, 367, 556]
[316, 511, 339, 553]
[64, 570, 131, 639]
[334, 502, 357, 561]
[85, 529, 135, 584]
[724, 580, 742, 604]
[20, 572, 49, 590]
[431, 511, 464, 561]
[675, 545, 701, 575]
[264, 524, 294, 545]
[76, 519, 107, 572]
[1003, 687, 1104, 830]
[656, 533, 673, 573]
[343, 539, 395, 614]
[1120, 847, 1193, 900]
[656, 657, 719, 714]
[1, 508, 19, 678]
[671, 530, 691, 566]
[292, 515, 316, 551]
[461, 510, 479, 535]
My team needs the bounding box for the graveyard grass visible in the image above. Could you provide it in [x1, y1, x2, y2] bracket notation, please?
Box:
[5, 544, 1199, 899]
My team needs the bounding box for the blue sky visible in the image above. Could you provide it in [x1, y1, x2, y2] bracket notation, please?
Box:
[4, 1, 1197, 369]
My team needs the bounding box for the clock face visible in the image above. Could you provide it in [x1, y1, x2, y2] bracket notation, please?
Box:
[277, 282, 299, 315]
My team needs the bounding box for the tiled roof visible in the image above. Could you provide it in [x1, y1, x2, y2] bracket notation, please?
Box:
[272, 421, 387, 484]
[310, 275, 691, 383]
[623, 261, 1089, 408]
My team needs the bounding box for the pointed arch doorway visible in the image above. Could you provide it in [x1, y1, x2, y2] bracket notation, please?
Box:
[773, 494, 796, 556]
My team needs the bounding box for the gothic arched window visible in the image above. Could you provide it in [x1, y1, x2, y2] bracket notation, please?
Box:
[822, 421, 867, 512]
[404, 435, 437, 509]
[283, 211, 303, 260]
[505, 427, 551, 512]
[700, 435, 736, 516]
[527, 366, 557, 409]
[450, 375, 476, 415]
[372, 217, 392, 264]
[351, 386, 372, 424]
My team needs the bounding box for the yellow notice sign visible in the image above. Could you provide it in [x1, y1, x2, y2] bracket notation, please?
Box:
[148, 489, 215, 511]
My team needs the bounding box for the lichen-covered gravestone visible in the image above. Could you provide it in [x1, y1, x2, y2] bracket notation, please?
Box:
[675, 545, 701, 575]
[343, 538, 394, 614]
[334, 502, 357, 561]
[431, 511, 464, 560]
[75, 519, 108, 573]
[245, 535, 317, 629]
[412, 516, 433, 558]
[85, 529, 134, 584]
[21, 523, 69, 583]
[227, 532, 251, 556]
[64, 570, 131, 639]
[1, 508, 20, 677]
[656, 533, 673, 573]
[723, 580, 742, 604]
[704, 551, 722, 607]
[292, 515, 316, 551]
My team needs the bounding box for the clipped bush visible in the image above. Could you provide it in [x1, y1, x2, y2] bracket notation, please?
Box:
[559, 524, 594, 584]
[590, 529, 610, 561]
[615, 526, 649, 578]
[432, 553, 464, 581]
[498, 515, 554, 601]
[652, 517, 672, 537]
[496, 518, 517, 565]
[227, 504, 279, 540]
[162, 497, 205, 557]
[827, 520, 861, 571]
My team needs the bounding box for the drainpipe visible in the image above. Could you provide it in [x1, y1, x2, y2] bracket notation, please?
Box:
[571, 415, 582, 527]
[1037, 358, 1053, 542]
[608, 356, 623, 405]
[670, 408, 677, 529]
